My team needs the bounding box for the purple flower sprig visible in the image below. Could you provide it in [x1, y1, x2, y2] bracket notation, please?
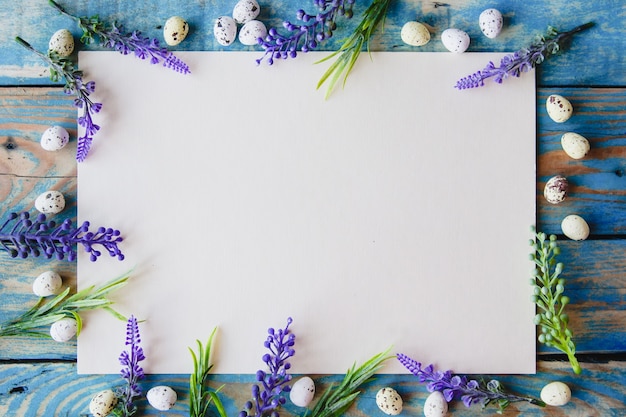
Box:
[240, 317, 296, 417]
[455, 22, 594, 89]
[257, 0, 355, 65]
[49, 0, 190, 74]
[397, 353, 545, 413]
[113, 315, 145, 417]
[0, 211, 124, 262]
[14, 36, 101, 162]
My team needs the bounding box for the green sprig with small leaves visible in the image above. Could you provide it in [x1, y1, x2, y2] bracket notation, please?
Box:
[189, 328, 228, 417]
[0, 271, 130, 338]
[316, 0, 391, 99]
[530, 227, 581, 374]
[304, 348, 393, 417]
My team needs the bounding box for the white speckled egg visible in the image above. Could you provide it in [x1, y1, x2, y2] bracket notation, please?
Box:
[561, 214, 590, 241]
[49, 29, 74, 57]
[479, 9, 503, 38]
[561, 132, 590, 159]
[441, 28, 470, 53]
[35, 190, 66, 214]
[214, 16, 238, 46]
[33, 271, 63, 297]
[544, 175, 569, 204]
[290, 376, 315, 407]
[540, 381, 571, 406]
[40, 125, 70, 151]
[89, 389, 118, 417]
[49, 317, 77, 342]
[147, 385, 178, 411]
[423, 391, 448, 417]
[401, 21, 431, 46]
[546, 94, 573, 123]
[239, 20, 267, 46]
[376, 387, 403, 416]
[233, 0, 260, 24]
[164, 16, 189, 46]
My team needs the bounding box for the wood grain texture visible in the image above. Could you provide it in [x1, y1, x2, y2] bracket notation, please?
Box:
[537, 88, 626, 236]
[0, 361, 624, 416]
[0, 0, 625, 416]
[0, 0, 624, 86]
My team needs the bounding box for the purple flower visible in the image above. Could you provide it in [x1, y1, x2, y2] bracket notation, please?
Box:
[0, 211, 124, 262]
[397, 353, 545, 412]
[240, 318, 296, 417]
[455, 22, 594, 89]
[257, 0, 355, 65]
[50, 0, 190, 74]
[116, 315, 145, 416]
[14, 36, 102, 162]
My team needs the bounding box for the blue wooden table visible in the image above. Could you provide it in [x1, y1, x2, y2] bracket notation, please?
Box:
[0, 0, 625, 416]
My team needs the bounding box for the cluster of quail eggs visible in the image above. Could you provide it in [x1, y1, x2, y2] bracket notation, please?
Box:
[214, 0, 267, 47]
[89, 385, 178, 415]
[30, 270, 78, 342]
[401, 8, 503, 53]
[544, 94, 592, 241]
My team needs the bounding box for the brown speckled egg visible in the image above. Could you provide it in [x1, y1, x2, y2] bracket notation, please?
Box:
[546, 94, 573, 123]
[89, 390, 118, 417]
[376, 387, 403, 416]
[49, 29, 74, 56]
[164, 16, 189, 46]
[214, 16, 237, 46]
[544, 175, 569, 204]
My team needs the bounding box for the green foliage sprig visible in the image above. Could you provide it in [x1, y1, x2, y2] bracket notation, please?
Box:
[0, 271, 129, 338]
[305, 348, 393, 417]
[530, 227, 581, 374]
[189, 328, 228, 417]
[316, 0, 391, 99]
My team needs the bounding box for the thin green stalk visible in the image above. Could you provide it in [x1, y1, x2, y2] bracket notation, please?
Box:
[189, 328, 227, 417]
[0, 271, 130, 338]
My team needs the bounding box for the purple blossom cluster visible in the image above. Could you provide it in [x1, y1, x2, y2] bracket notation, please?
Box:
[0, 212, 124, 262]
[240, 317, 296, 417]
[257, 0, 355, 65]
[455, 22, 594, 89]
[116, 315, 146, 416]
[397, 353, 544, 411]
[50, 0, 190, 74]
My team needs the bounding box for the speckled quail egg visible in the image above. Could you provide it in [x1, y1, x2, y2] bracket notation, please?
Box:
[546, 94, 573, 123]
[423, 390, 448, 417]
[40, 125, 70, 151]
[290, 376, 315, 407]
[33, 271, 63, 297]
[441, 28, 470, 53]
[561, 214, 590, 241]
[233, 0, 261, 24]
[239, 20, 267, 46]
[49, 317, 78, 342]
[35, 190, 66, 215]
[376, 387, 403, 416]
[147, 385, 178, 411]
[89, 389, 118, 417]
[401, 21, 431, 46]
[540, 381, 572, 406]
[543, 175, 569, 204]
[164, 16, 189, 46]
[214, 16, 238, 46]
[561, 132, 590, 159]
[49, 29, 74, 56]
[479, 9, 503, 38]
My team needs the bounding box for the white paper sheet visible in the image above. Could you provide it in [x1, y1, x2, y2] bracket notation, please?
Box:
[77, 51, 536, 375]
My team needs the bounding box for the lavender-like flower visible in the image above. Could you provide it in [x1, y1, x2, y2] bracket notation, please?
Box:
[240, 317, 296, 417]
[397, 353, 544, 412]
[0, 211, 124, 262]
[114, 315, 145, 417]
[455, 22, 594, 89]
[14, 37, 101, 162]
[257, 0, 355, 65]
[49, 0, 190, 74]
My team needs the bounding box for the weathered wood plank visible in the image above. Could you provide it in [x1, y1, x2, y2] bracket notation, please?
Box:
[0, 361, 624, 416]
[537, 88, 626, 236]
[1, 0, 624, 86]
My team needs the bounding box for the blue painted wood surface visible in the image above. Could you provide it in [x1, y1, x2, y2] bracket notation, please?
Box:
[0, 0, 625, 416]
